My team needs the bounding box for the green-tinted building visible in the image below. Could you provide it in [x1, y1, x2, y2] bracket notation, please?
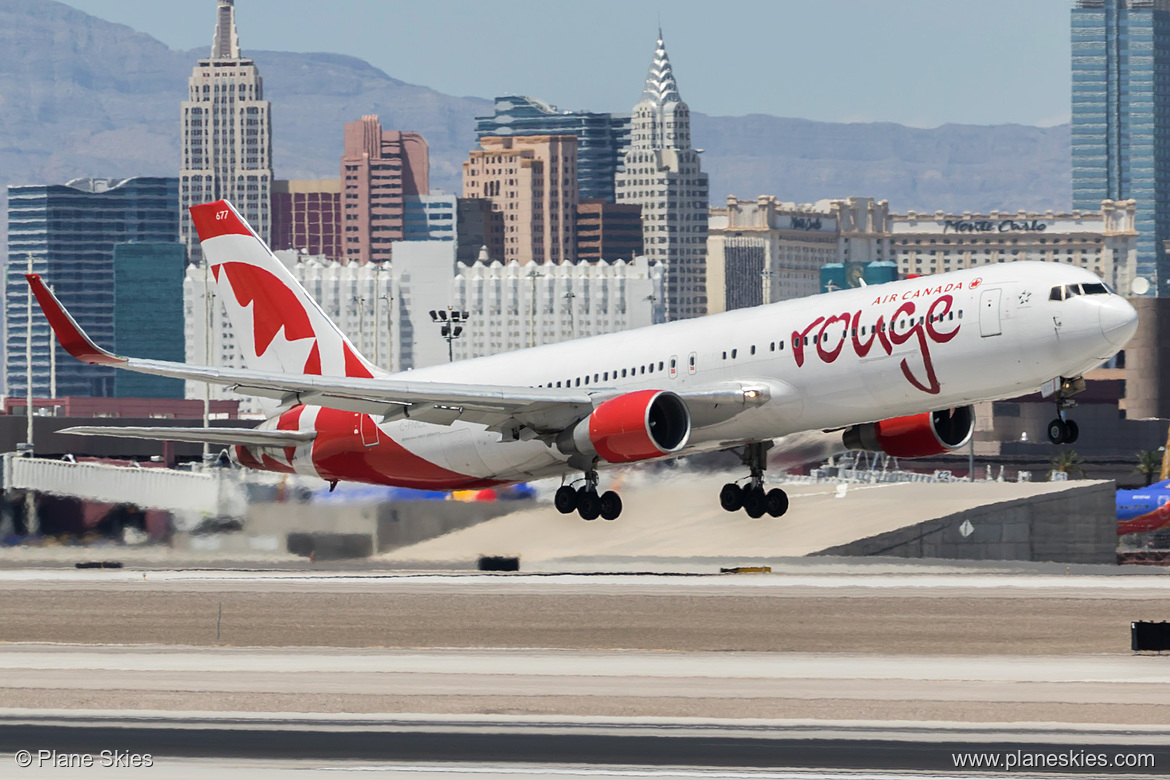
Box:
[112, 242, 185, 398]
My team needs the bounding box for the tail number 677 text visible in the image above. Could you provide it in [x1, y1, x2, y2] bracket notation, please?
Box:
[215, 210, 230, 220]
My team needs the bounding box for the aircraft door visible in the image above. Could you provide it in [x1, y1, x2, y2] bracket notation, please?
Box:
[688, 351, 697, 375]
[979, 288, 1002, 337]
[669, 355, 679, 379]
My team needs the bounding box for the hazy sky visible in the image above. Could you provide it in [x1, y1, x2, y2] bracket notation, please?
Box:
[62, 0, 1073, 128]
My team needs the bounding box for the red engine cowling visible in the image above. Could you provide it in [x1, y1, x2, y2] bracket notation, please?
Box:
[842, 406, 975, 459]
[557, 389, 691, 463]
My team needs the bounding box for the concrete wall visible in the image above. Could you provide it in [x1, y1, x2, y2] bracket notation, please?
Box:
[815, 480, 1116, 564]
[247, 499, 521, 559]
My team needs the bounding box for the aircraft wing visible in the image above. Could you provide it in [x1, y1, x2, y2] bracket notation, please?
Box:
[58, 426, 315, 447]
[28, 274, 771, 434]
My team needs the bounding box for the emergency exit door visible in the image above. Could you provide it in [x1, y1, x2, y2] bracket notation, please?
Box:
[979, 288, 1002, 337]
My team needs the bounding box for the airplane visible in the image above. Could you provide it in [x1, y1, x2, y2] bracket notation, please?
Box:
[1117, 479, 1170, 536]
[27, 199, 1139, 521]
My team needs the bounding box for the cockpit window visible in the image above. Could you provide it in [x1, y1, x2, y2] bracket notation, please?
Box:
[1050, 283, 1109, 301]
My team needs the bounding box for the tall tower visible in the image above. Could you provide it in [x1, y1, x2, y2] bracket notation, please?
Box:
[341, 115, 429, 264]
[615, 32, 709, 320]
[180, 0, 273, 263]
[1072, 0, 1170, 296]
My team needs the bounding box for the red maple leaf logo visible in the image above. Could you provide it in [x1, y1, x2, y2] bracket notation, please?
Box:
[970, 277, 982, 289]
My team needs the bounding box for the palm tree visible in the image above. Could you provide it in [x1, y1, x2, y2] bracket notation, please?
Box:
[1049, 449, 1086, 479]
[1134, 449, 1164, 487]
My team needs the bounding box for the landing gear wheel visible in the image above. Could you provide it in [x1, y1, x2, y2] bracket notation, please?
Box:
[577, 489, 601, 521]
[743, 487, 767, 519]
[1046, 418, 1068, 445]
[599, 491, 622, 521]
[1063, 419, 1079, 444]
[719, 483, 744, 512]
[554, 485, 578, 514]
[765, 488, 789, 518]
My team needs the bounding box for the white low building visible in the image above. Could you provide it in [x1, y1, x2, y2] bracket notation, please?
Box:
[451, 257, 662, 361]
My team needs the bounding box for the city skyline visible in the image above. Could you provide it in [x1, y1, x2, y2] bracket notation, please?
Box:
[60, 0, 1073, 129]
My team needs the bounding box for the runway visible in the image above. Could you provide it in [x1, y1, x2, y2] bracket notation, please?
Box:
[1, 566, 1168, 774]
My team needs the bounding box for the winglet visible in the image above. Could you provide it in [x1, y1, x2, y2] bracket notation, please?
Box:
[25, 274, 126, 366]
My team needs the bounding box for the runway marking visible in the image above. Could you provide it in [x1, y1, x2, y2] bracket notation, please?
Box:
[1, 569, 1169, 592]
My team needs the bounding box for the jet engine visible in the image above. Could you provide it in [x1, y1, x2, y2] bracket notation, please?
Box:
[842, 406, 975, 459]
[557, 389, 691, 464]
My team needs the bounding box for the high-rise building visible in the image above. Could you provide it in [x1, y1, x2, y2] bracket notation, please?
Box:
[1071, 0, 1170, 296]
[179, 0, 273, 264]
[113, 243, 186, 399]
[462, 135, 578, 265]
[341, 116, 429, 264]
[403, 195, 457, 242]
[475, 95, 631, 203]
[5, 178, 179, 398]
[455, 197, 503, 265]
[576, 199, 643, 262]
[615, 32, 709, 320]
[271, 179, 342, 260]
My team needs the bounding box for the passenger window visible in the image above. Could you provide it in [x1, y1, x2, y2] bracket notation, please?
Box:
[603, 371, 609, 381]
[750, 345, 756, 355]
[640, 366, 645, 374]
[722, 351, 727, 360]
[575, 378, 580, 386]
[770, 342, 776, 352]
[621, 369, 627, 378]
[584, 376, 590, 385]
[779, 340, 785, 350]
[731, 349, 738, 359]
[958, 310, 963, 319]
[658, 361, 664, 371]
[594, 373, 599, 382]
[556, 381, 561, 387]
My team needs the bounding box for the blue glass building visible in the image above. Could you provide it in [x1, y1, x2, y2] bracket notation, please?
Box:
[475, 96, 631, 203]
[403, 195, 457, 242]
[1072, 0, 1170, 295]
[5, 177, 179, 397]
[112, 242, 186, 398]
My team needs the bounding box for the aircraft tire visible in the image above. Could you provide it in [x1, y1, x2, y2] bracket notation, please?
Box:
[719, 483, 744, 512]
[554, 485, 578, 514]
[599, 491, 622, 521]
[743, 487, 767, 519]
[1063, 419, 1079, 444]
[1046, 419, 1067, 445]
[577, 489, 601, 521]
[765, 488, 789, 518]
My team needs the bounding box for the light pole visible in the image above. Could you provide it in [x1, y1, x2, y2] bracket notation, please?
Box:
[526, 267, 541, 348]
[429, 306, 470, 362]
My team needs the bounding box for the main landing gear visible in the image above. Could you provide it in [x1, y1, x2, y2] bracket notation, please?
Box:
[720, 442, 788, 519]
[555, 467, 622, 521]
[1045, 376, 1085, 445]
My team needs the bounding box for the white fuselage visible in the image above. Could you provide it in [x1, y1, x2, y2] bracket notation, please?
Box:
[271, 262, 1137, 486]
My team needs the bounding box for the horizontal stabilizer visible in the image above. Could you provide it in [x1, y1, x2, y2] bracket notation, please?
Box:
[58, 426, 316, 447]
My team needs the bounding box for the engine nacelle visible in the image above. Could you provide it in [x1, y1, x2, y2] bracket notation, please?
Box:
[842, 406, 975, 459]
[557, 389, 691, 464]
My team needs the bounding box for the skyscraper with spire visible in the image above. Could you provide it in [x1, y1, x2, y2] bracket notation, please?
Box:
[615, 31, 709, 321]
[179, 0, 273, 263]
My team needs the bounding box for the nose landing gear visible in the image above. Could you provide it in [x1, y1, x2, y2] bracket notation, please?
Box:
[1044, 376, 1085, 445]
[555, 467, 622, 521]
[720, 442, 788, 518]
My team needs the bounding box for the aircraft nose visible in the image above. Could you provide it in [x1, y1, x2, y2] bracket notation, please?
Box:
[1100, 295, 1139, 348]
